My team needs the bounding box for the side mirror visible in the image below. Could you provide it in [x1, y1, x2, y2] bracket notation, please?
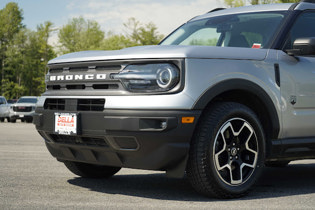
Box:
[286, 37, 315, 56]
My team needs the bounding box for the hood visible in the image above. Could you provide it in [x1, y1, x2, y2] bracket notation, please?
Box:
[13, 103, 36, 107]
[48, 45, 268, 64]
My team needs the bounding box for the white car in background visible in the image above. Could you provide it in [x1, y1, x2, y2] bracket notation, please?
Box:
[10, 96, 38, 123]
[0, 96, 10, 122]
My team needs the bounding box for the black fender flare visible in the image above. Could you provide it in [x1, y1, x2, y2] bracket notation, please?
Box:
[192, 79, 280, 139]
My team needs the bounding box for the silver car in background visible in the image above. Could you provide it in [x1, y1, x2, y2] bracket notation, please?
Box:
[0, 96, 10, 122]
[10, 96, 38, 123]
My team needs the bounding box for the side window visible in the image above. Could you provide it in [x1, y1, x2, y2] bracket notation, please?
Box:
[284, 12, 315, 50]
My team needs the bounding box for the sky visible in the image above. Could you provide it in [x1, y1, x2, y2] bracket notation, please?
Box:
[0, 0, 223, 45]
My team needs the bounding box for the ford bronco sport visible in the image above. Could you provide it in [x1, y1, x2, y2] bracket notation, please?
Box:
[34, 0, 315, 198]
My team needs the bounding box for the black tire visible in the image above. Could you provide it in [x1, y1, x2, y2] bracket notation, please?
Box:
[187, 102, 265, 199]
[63, 161, 121, 178]
[10, 118, 16, 123]
[6, 117, 10, 122]
[0, 118, 4, 122]
[265, 160, 290, 167]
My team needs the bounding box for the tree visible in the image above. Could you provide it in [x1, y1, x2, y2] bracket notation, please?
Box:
[224, 0, 245, 8]
[3, 29, 28, 98]
[4, 22, 55, 98]
[24, 22, 55, 96]
[37, 21, 56, 75]
[124, 17, 164, 46]
[58, 17, 104, 54]
[101, 32, 135, 50]
[0, 2, 24, 95]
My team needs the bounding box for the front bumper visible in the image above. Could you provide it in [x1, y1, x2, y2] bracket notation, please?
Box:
[34, 108, 201, 174]
[10, 111, 36, 120]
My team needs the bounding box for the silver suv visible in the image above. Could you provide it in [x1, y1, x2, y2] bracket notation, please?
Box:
[34, 0, 315, 198]
[10, 96, 38, 123]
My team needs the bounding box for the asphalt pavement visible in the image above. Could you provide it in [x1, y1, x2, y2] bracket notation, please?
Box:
[1, 121, 315, 209]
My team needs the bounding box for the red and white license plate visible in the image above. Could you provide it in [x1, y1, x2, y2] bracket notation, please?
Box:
[54, 113, 77, 135]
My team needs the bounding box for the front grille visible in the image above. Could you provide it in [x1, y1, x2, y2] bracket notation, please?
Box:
[44, 98, 105, 111]
[13, 106, 32, 112]
[50, 134, 108, 147]
[77, 99, 105, 111]
[46, 63, 123, 92]
[44, 99, 65, 110]
[45, 59, 183, 96]
[46, 84, 119, 91]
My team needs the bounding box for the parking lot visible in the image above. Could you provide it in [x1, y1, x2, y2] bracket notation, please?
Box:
[1, 121, 315, 209]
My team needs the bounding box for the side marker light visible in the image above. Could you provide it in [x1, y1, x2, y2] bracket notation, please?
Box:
[182, 117, 195, 124]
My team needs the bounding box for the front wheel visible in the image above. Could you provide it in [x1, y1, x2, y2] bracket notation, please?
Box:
[187, 102, 265, 198]
[64, 161, 121, 178]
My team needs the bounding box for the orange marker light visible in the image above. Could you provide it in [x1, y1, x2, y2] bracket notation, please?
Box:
[182, 117, 195, 124]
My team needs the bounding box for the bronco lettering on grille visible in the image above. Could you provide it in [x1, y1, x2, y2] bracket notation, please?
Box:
[49, 74, 107, 81]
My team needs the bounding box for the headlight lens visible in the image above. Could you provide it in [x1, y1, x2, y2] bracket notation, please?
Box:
[112, 63, 180, 92]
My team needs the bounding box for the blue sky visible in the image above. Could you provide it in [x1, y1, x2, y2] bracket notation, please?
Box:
[0, 0, 222, 45]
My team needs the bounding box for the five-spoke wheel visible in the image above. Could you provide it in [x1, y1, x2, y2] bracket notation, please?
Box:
[214, 118, 258, 186]
[187, 102, 265, 198]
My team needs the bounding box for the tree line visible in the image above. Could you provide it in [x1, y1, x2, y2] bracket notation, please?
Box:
[0, 0, 300, 99]
[0, 3, 163, 99]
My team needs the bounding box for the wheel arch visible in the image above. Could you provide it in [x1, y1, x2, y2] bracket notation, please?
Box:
[192, 79, 280, 141]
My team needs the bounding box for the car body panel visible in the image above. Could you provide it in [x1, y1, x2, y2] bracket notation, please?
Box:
[48, 45, 268, 65]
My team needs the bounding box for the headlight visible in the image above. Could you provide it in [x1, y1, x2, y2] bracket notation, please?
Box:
[111, 63, 180, 92]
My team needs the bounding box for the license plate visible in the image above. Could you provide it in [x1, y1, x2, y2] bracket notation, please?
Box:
[19, 115, 24, 118]
[54, 113, 77, 135]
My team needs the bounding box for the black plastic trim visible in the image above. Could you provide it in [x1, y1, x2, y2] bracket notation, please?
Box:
[301, 0, 315, 3]
[274, 63, 280, 87]
[192, 79, 280, 139]
[34, 108, 202, 175]
[268, 137, 315, 161]
[271, 10, 301, 50]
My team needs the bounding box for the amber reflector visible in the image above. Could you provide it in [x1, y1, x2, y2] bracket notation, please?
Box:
[182, 117, 195, 124]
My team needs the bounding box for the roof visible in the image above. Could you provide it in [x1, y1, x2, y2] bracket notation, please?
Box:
[191, 2, 315, 22]
[191, 3, 294, 22]
[19, 96, 38, 98]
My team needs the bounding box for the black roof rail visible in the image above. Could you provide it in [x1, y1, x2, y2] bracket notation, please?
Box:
[208, 8, 226, 13]
[300, 0, 315, 3]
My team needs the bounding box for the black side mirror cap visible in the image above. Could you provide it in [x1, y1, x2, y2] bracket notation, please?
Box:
[286, 37, 315, 56]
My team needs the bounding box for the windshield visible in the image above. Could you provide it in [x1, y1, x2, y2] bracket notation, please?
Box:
[18, 97, 37, 104]
[160, 11, 286, 49]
